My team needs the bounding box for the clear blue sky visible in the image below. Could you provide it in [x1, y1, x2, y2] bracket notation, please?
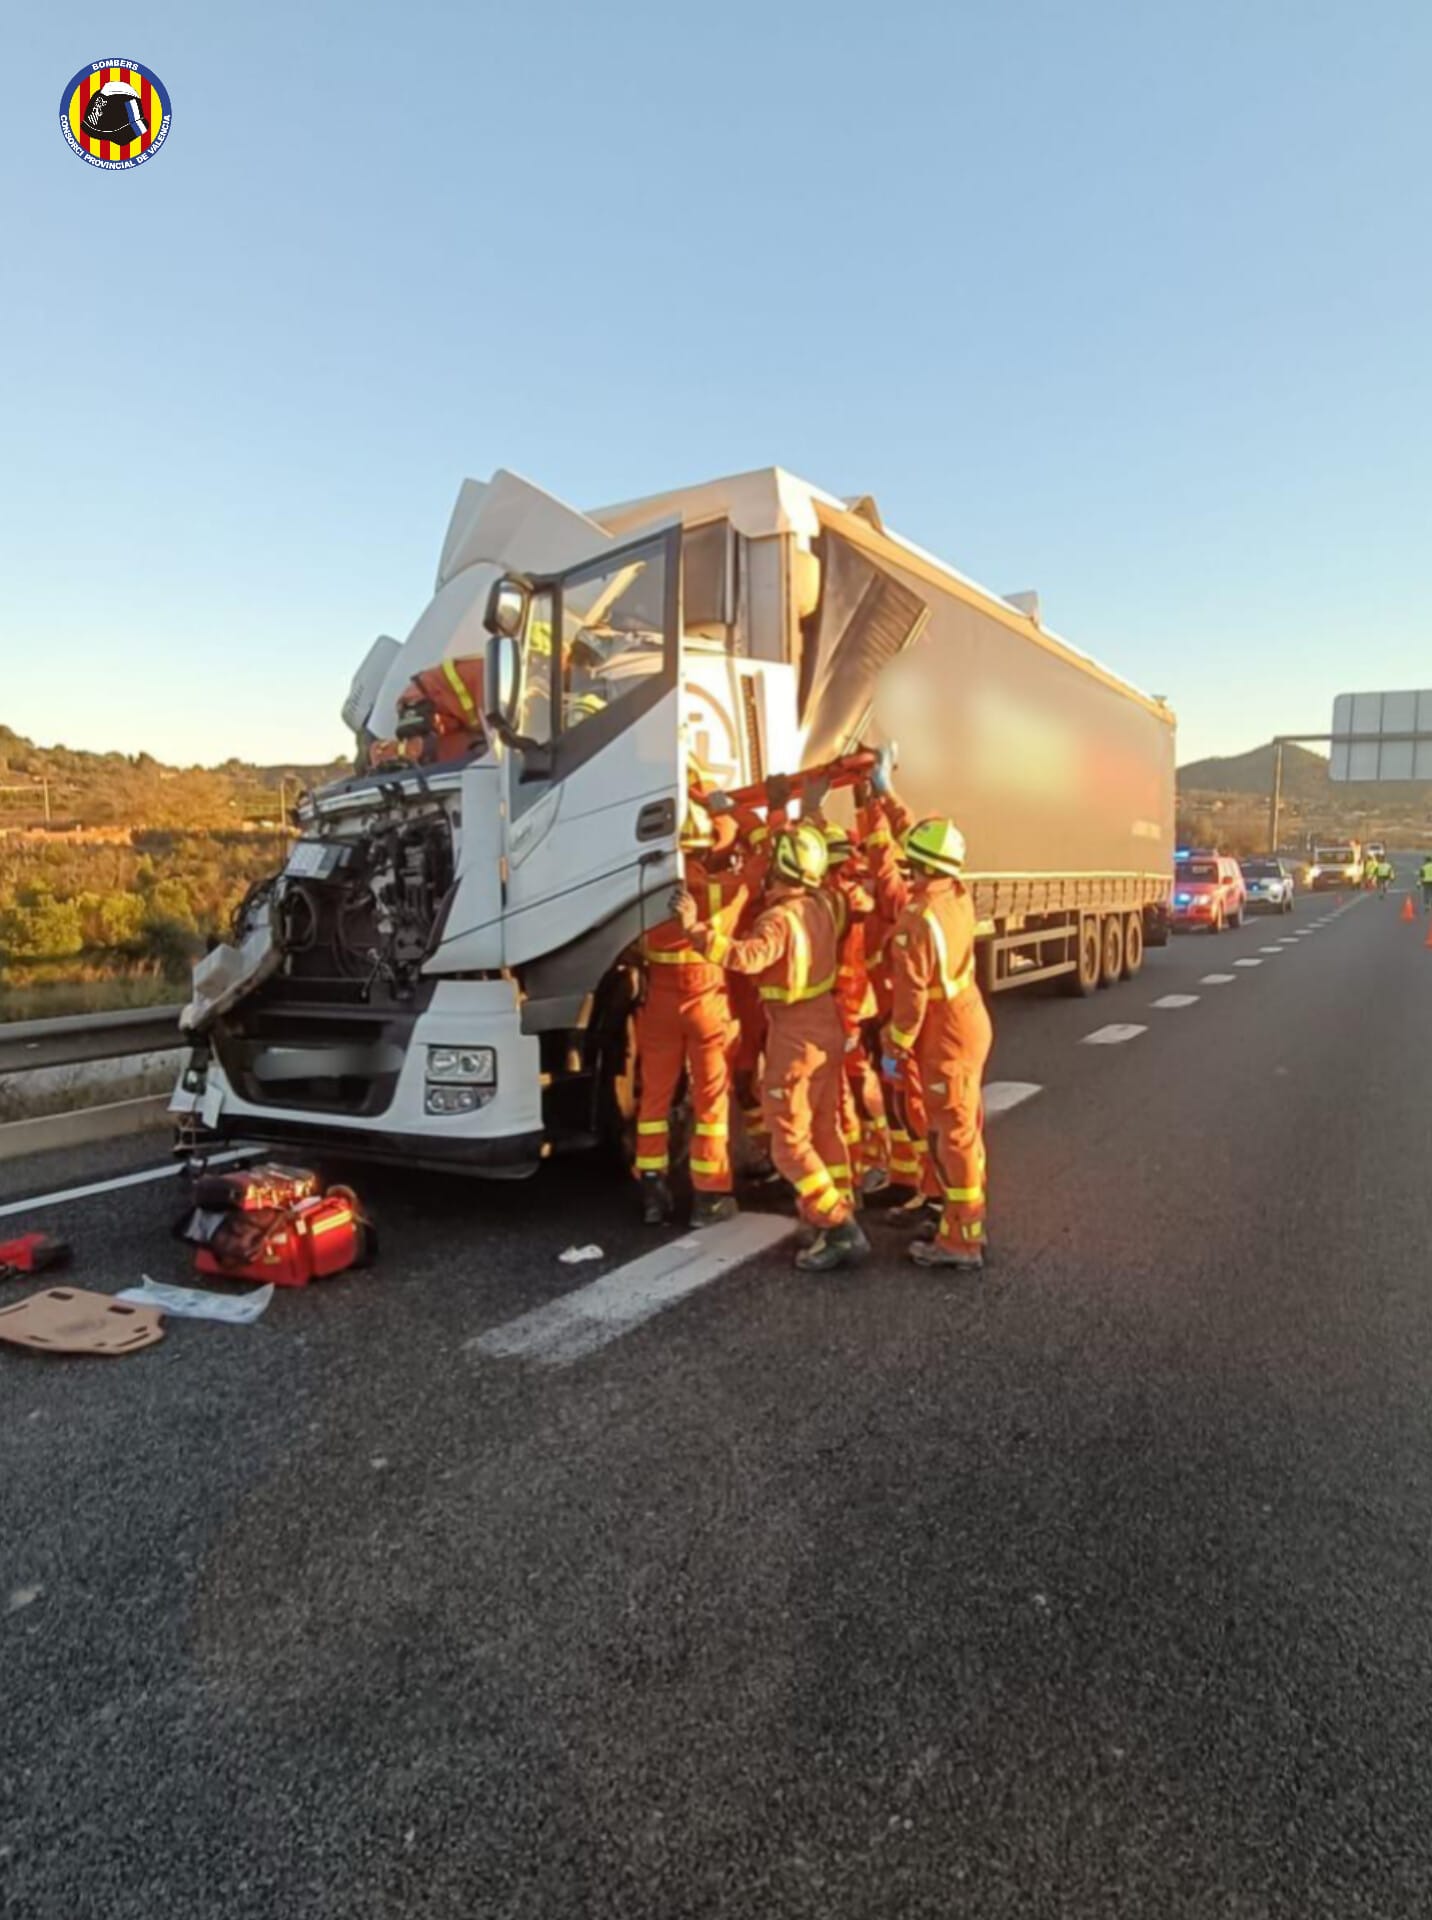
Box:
[7, 1, 1430, 769]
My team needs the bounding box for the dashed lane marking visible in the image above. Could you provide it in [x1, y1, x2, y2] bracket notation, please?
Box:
[0, 1146, 256, 1221]
[1259, 946, 1285, 955]
[1278, 938, 1299, 945]
[469, 1213, 796, 1367]
[1082, 1024, 1148, 1045]
[983, 1080, 1043, 1115]
[1152, 994, 1200, 1008]
[1200, 973, 1237, 984]
[1234, 958, 1263, 968]
[472, 1086, 1046, 1367]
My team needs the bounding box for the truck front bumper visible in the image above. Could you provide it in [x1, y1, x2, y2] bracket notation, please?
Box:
[170, 979, 546, 1178]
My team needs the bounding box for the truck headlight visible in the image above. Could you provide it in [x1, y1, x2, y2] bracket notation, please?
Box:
[426, 1045, 496, 1085]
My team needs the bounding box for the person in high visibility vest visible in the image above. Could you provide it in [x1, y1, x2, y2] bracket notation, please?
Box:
[1376, 858, 1394, 895]
[674, 820, 870, 1272]
[885, 817, 993, 1271]
[1420, 854, 1432, 913]
[821, 819, 891, 1198]
[1363, 854, 1379, 891]
[633, 800, 755, 1229]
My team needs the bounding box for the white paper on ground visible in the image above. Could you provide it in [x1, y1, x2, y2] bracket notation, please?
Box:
[558, 1245, 605, 1265]
[115, 1276, 275, 1324]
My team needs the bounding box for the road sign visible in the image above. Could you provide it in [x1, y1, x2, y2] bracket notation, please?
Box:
[1329, 690, 1432, 781]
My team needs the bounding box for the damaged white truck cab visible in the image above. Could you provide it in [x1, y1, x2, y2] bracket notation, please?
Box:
[172, 468, 922, 1174]
[172, 465, 1175, 1175]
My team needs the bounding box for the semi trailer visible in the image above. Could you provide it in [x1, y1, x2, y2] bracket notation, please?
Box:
[172, 467, 1175, 1175]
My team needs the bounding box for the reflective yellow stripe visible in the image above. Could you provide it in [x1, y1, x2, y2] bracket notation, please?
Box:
[644, 944, 709, 965]
[707, 930, 733, 964]
[706, 882, 723, 916]
[794, 1169, 833, 1197]
[693, 1121, 728, 1137]
[441, 657, 477, 718]
[635, 1154, 669, 1171]
[865, 825, 892, 847]
[636, 1121, 667, 1135]
[812, 1187, 842, 1215]
[922, 907, 976, 1001]
[828, 1164, 852, 1181]
[888, 1025, 918, 1052]
[690, 1159, 724, 1176]
[944, 1186, 984, 1203]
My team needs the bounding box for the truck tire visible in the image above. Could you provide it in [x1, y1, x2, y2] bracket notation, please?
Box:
[1121, 911, 1144, 978]
[1099, 913, 1125, 988]
[1061, 915, 1102, 997]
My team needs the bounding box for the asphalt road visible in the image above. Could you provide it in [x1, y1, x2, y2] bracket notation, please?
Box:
[5, 885, 1432, 1918]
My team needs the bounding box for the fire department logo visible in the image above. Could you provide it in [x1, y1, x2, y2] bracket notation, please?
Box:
[59, 60, 171, 169]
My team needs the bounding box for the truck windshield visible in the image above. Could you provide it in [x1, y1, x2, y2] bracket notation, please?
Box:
[1315, 849, 1354, 864]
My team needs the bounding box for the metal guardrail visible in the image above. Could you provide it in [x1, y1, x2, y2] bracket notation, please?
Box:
[0, 1006, 187, 1162]
[0, 1005, 182, 1076]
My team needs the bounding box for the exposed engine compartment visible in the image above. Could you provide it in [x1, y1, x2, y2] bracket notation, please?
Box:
[255, 804, 455, 1003]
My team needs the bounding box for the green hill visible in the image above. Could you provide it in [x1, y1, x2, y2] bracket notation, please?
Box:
[0, 726, 348, 830]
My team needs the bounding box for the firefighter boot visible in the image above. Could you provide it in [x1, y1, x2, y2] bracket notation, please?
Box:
[880, 1194, 941, 1233]
[794, 1218, 871, 1273]
[909, 1239, 984, 1274]
[692, 1192, 739, 1229]
[640, 1173, 674, 1226]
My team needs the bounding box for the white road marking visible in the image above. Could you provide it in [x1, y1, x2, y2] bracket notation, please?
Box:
[983, 1080, 1043, 1115]
[1200, 973, 1237, 984]
[469, 1213, 796, 1366]
[1082, 1024, 1147, 1045]
[0, 1146, 256, 1221]
[473, 1086, 1044, 1367]
[1234, 958, 1263, 968]
[1278, 938, 1299, 945]
[1259, 946, 1284, 955]
[1152, 994, 1200, 1008]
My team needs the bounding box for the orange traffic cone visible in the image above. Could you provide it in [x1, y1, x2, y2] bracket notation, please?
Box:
[1402, 896, 1417, 923]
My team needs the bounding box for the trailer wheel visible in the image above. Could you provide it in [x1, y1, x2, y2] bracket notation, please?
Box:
[1061, 915, 1102, 997]
[1121, 912, 1144, 978]
[1098, 914, 1125, 988]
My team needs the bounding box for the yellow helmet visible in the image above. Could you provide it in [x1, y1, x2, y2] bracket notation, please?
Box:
[823, 822, 855, 867]
[772, 820, 830, 888]
[680, 799, 715, 851]
[902, 817, 967, 877]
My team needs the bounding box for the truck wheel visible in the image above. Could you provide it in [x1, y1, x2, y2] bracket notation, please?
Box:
[1099, 914, 1125, 988]
[1061, 916, 1102, 996]
[1121, 912, 1144, 978]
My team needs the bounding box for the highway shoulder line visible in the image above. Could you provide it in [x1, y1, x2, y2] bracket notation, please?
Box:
[0, 1146, 255, 1220]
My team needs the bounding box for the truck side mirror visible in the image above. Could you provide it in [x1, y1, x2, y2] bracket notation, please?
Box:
[484, 575, 530, 640]
[485, 632, 521, 739]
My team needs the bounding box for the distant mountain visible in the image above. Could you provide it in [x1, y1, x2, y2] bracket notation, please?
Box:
[1179, 742, 1327, 799]
[0, 727, 349, 831]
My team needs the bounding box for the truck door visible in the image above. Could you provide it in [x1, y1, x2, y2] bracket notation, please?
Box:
[500, 524, 685, 976]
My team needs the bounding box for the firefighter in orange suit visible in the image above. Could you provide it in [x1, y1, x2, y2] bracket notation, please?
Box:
[885, 817, 993, 1271]
[822, 820, 891, 1195]
[858, 769, 938, 1222]
[634, 800, 749, 1230]
[673, 820, 870, 1272]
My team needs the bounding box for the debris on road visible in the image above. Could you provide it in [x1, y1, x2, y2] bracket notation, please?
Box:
[0, 1288, 164, 1357]
[0, 1233, 71, 1282]
[558, 1244, 605, 1265]
[116, 1275, 274, 1325]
